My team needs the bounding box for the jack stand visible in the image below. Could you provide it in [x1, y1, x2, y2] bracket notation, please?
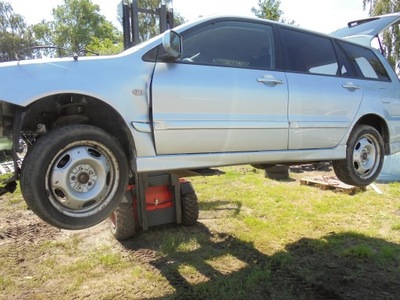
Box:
[109, 173, 199, 240]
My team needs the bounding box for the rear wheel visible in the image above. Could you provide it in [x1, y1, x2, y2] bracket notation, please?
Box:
[333, 125, 384, 187]
[265, 164, 290, 180]
[21, 124, 129, 230]
[109, 196, 137, 240]
[181, 191, 199, 226]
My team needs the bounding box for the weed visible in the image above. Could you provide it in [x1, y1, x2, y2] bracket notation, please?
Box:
[0, 276, 13, 291]
[392, 223, 400, 231]
[342, 244, 374, 260]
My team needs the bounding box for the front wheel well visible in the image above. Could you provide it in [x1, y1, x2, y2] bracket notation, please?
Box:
[354, 114, 390, 155]
[19, 93, 135, 161]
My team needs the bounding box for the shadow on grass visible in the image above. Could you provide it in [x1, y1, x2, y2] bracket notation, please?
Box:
[198, 200, 242, 218]
[119, 222, 400, 300]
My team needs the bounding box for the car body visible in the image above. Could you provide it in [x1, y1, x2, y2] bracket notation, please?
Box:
[1, 13, 399, 229]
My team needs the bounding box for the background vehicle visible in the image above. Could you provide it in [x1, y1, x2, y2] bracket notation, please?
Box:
[0, 13, 399, 229]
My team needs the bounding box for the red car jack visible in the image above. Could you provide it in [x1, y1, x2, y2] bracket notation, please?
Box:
[109, 173, 199, 240]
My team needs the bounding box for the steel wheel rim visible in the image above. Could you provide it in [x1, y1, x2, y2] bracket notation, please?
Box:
[45, 140, 121, 218]
[352, 133, 380, 180]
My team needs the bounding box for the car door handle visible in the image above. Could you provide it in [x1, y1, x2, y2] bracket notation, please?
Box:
[257, 75, 283, 86]
[342, 82, 360, 91]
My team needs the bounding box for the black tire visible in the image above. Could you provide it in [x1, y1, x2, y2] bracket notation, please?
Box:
[265, 164, 290, 180]
[109, 200, 137, 240]
[20, 124, 129, 230]
[181, 191, 199, 226]
[332, 125, 384, 187]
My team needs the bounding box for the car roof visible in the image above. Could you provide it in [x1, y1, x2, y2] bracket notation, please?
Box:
[330, 12, 400, 46]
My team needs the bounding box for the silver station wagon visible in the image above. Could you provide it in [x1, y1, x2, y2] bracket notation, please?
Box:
[0, 13, 399, 229]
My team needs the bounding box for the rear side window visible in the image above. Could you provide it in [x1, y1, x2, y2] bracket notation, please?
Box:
[282, 28, 340, 76]
[339, 41, 390, 81]
[179, 21, 275, 69]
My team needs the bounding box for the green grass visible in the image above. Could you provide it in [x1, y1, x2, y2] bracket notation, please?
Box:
[194, 167, 400, 245]
[1, 165, 400, 299]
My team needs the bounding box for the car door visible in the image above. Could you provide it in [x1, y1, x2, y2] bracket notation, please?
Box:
[280, 27, 363, 150]
[151, 20, 289, 155]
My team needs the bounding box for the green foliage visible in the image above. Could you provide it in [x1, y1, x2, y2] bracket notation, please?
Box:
[46, 0, 122, 54]
[0, 1, 36, 61]
[0, 0, 123, 59]
[251, 0, 295, 24]
[31, 20, 54, 46]
[1, 0, 185, 59]
[88, 36, 123, 55]
[251, 0, 283, 21]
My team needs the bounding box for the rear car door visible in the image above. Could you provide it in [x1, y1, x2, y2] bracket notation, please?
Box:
[280, 27, 363, 150]
[151, 20, 289, 155]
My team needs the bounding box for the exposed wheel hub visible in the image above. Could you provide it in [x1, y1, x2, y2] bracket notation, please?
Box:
[69, 164, 97, 193]
[48, 144, 116, 213]
[361, 149, 369, 161]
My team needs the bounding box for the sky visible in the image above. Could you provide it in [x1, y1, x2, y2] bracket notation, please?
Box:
[7, 0, 370, 34]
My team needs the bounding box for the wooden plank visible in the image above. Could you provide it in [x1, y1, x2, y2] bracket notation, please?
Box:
[370, 183, 383, 195]
[300, 176, 366, 195]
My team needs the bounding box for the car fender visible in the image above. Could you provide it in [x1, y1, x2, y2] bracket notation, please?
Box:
[0, 54, 157, 157]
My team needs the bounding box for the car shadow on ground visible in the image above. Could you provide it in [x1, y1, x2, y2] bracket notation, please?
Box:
[118, 221, 400, 300]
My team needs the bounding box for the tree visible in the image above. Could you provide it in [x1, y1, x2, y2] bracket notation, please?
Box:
[36, 0, 123, 55]
[251, 0, 282, 21]
[363, 0, 400, 71]
[0, 1, 35, 61]
[31, 20, 54, 46]
[251, 0, 294, 24]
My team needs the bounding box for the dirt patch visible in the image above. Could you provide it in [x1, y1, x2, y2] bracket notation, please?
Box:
[0, 213, 61, 243]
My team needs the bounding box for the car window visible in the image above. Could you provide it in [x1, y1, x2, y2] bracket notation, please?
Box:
[282, 28, 339, 76]
[339, 41, 390, 81]
[179, 21, 275, 69]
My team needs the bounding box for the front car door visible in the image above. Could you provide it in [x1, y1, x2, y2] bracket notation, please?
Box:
[151, 19, 289, 155]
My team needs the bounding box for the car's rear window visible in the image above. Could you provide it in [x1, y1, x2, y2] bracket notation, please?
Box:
[339, 41, 390, 81]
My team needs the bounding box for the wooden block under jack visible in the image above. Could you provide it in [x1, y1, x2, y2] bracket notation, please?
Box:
[300, 176, 366, 195]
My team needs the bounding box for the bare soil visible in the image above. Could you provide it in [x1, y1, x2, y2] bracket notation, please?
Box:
[1, 166, 400, 299]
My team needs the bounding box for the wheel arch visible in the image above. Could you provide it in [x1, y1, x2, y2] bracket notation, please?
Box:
[20, 93, 136, 164]
[354, 113, 390, 155]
